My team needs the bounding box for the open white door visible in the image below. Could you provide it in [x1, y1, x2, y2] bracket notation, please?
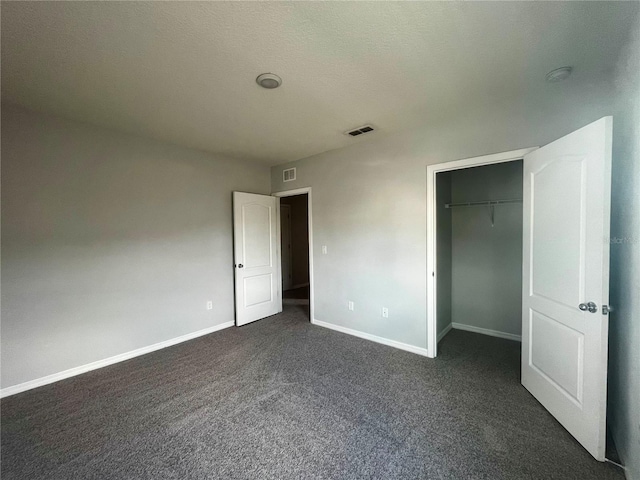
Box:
[233, 192, 282, 326]
[522, 117, 612, 460]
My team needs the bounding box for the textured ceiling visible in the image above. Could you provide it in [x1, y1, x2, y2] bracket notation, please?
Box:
[2, 2, 638, 165]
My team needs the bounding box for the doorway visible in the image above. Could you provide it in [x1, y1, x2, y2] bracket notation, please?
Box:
[274, 187, 314, 321]
[426, 148, 536, 356]
[435, 161, 524, 346]
[280, 194, 309, 305]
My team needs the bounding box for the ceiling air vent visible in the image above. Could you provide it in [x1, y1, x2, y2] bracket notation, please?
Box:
[283, 167, 296, 182]
[346, 125, 375, 137]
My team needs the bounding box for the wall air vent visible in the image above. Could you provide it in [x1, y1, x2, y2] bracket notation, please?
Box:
[345, 125, 375, 137]
[283, 167, 296, 182]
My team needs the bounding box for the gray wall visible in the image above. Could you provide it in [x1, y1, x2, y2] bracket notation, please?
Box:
[280, 195, 309, 288]
[1, 104, 271, 389]
[450, 162, 523, 337]
[608, 15, 640, 480]
[436, 172, 452, 338]
[271, 75, 615, 349]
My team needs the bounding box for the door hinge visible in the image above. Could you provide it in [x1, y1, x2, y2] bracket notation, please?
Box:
[602, 305, 613, 315]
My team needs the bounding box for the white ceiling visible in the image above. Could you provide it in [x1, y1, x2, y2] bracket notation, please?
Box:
[2, 2, 638, 165]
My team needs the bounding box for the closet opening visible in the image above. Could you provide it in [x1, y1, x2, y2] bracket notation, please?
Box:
[435, 160, 524, 359]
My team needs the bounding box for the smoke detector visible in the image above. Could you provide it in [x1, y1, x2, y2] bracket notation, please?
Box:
[256, 73, 282, 89]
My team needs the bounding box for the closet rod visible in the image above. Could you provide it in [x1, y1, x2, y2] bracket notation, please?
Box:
[444, 198, 522, 209]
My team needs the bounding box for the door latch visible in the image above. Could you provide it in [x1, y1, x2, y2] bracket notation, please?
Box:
[602, 305, 613, 315]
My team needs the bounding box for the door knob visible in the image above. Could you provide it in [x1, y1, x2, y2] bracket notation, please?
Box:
[238, 264, 244, 269]
[579, 302, 597, 313]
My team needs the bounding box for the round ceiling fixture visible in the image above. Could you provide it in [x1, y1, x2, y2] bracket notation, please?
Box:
[545, 66, 573, 83]
[256, 73, 282, 89]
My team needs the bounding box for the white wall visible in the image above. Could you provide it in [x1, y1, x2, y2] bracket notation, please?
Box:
[271, 76, 616, 351]
[608, 15, 640, 480]
[1, 104, 271, 390]
[450, 162, 523, 338]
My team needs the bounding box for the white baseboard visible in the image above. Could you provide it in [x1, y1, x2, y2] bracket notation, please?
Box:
[311, 318, 432, 358]
[0, 321, 235, 399]
[437, 323, 453, 343]
[451, 323, 521, 342]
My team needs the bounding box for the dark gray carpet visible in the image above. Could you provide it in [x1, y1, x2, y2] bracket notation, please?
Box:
[1, 306, 623, 479]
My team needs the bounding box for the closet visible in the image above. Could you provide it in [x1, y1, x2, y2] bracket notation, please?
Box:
[436, 161, 523, 343]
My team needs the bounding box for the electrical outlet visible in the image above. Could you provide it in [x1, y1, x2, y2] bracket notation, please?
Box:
[206, 301, 213, 310]
[348, 301, 354, 311]
[382, 307, 389, 318]
[322, 245, 328, 255]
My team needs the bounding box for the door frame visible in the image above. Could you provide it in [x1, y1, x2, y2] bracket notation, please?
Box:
[426, 147, 537, 357]
[272, 187, 314, 322]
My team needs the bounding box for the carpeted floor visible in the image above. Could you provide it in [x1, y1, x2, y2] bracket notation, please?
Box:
[283, 286, 310, 306]
[1, 305, 623, 479]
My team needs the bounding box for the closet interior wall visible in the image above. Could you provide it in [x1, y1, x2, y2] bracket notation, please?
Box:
[436, 172, 453, 340]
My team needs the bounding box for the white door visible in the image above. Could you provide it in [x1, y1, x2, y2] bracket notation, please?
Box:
[233, 192, 282, 326]
[280, 204, 293, 291]
[522, 117, 612, 460]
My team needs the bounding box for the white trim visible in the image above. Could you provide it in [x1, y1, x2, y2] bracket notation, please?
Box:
[426, 147, 537, 358]
[311, 319, 430, 358]
[452, 323, 522, 342]
[437, 323, 453, 343]
[274, 194, 284, 314]
[272, 187, 314, 323]
[273, 187, 310, 197]
[0, 321, 234, 398]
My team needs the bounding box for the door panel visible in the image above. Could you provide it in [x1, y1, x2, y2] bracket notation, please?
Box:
[531, 158, 585, 306]
[233, 192, 281, 326]
[242, 203, 272, 268]
[529, 309, 584, 404]
[243, 274, 274, 307]
[522, 117, 611, 460]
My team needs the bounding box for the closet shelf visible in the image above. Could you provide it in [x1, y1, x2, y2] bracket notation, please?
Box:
[444, 198, 522, 227]
[444, 198, 522, 209]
